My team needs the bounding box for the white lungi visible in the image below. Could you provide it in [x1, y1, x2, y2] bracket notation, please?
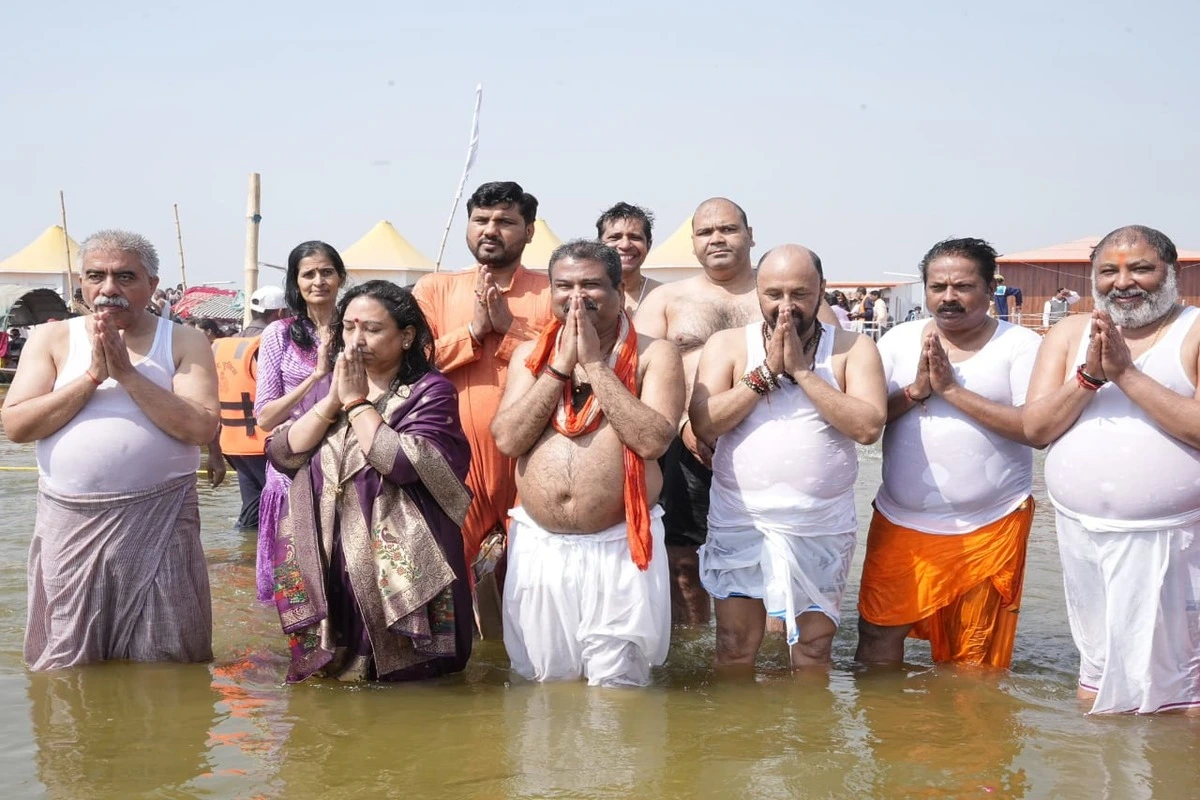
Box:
[1057, 512, 1200, 714]
[699, 524, 856, 646]
[502, 505, 670, 687]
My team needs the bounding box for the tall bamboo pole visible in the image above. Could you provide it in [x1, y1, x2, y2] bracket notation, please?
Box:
[173, 203, 189, 290]
[59, 190, 76, 304]
[243, 174, 261, 326]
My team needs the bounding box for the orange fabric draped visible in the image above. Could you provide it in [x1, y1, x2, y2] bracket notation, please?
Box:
[857, 498, 1034, 668]
[523, 312, 652, 570]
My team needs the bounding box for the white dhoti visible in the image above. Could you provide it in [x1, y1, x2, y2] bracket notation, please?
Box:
[1056, 512, 1200, 714]
[502, 505, 670, 687]
[699, 523, 856, 647]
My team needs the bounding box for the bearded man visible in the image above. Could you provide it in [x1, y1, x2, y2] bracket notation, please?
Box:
[412, 181, 554, 569]
[1025, 224, 1200, 714]
[689, 245, 886, 671]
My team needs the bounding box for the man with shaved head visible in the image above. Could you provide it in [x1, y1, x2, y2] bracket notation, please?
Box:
[688, 245, 886, 670]
[1024, 224, 1200, 714]
[635, 197, 765, 623]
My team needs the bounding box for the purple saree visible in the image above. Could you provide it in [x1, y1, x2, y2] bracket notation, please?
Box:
[267, 372, 473, 683]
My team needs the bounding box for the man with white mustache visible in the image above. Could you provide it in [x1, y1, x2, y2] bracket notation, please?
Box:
[1025, 224, 1200, 715]
[2, 229, 220, 671]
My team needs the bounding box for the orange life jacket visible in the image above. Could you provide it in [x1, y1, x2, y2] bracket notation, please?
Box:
[213, 336, 267, 456]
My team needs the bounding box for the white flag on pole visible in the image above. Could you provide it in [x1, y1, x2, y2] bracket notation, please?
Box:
[435, 83, 484, 270]
[465, 83, 482, 172]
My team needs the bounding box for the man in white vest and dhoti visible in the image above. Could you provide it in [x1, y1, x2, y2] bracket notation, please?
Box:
[2, 230, 220, 671]
[688, 245, 886, 671]
[1025, 224, 1200, 714]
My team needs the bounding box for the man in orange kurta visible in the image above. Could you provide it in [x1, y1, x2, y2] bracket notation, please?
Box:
[412, 181, 552, 567]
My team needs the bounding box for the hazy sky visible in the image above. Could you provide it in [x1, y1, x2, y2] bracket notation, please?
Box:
[2, 1, 1197, 288]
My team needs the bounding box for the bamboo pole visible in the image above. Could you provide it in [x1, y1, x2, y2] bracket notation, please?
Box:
[243, 174, 261, 326]
[173, 203, 189, 290]
[59, 190, 76, 304]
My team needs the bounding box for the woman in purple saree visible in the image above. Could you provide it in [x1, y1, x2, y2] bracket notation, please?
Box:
[267, 281, 473, 682]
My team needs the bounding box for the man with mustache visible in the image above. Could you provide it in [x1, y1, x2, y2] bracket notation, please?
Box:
[491, 240, 684, 685]
[1024, 225, 1200, 714]
[856, 238, 1042, 669]
[688, 245, 886, 671]
[412, 181, 553, 612]
[595, 202, 661, 316]
[2, 230, 220, 670]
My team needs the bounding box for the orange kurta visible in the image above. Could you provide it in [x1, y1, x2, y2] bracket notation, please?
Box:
[412, 265, 553, 563]
[857, 498, 1034, 668]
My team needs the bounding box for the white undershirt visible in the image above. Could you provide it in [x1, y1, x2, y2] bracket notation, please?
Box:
[1046, 306, 1200, 531]
[36, 316, 200, 494]
[709, 322, 858, 536]
[874, 319, 1041, 534]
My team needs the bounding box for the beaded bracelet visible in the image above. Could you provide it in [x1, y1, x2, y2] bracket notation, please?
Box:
[741, 372, 767, 395]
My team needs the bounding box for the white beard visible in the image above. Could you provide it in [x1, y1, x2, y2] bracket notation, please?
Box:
[1093, 267, 1178, 329]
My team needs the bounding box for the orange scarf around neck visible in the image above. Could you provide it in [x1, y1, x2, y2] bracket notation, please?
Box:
[523, 311, 652, 570]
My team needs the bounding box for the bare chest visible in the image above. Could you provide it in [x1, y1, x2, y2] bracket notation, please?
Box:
[665, 295, 758, 354]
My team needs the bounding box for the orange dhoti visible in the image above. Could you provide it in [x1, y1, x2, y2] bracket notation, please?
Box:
[857, 498, 1034, 668]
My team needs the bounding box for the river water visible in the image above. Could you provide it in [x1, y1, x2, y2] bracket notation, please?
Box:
[1, 435, 1198, 799]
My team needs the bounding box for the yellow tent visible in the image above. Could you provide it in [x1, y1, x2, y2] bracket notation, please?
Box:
[0, 225, 80, 298]
[642, 216, 700, 283]
[341, 220, 434, 287]
[522, 219, 564, 270]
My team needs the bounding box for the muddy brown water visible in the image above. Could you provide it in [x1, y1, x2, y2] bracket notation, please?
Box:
[1, 436, 1197, 799]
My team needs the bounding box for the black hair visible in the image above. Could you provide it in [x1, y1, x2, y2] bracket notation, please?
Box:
[284, 241, 347, 351]
[194, 318, 222, 338]
[919, 238, 998, 285]
[331, 280, 435, 387]
[1090, 225, 1178, 268]
[547, 239, 623, 290]
[595, 202, 655, 248]
[466, 181, 538, 224]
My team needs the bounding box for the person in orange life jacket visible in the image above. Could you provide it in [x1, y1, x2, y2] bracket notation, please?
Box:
[209, 286, 288, 527]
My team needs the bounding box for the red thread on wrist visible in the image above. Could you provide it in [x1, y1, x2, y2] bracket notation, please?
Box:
[85, 370, 102, 386]
[1076, 365, 1106, 391]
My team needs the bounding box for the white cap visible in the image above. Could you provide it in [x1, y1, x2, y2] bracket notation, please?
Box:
[249, 286, 287, 312]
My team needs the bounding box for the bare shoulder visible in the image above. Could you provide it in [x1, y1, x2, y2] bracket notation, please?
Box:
[639, 334, 682, 365]
[511, 337, 537, 363]
[29, 318, 72, 349]
[1043, 313, 1089, 350]
[174, 322, 216, 361]
[704, 326, 746, 354]
[16, 319, 71, 367]
[831, 325, 878, 357]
